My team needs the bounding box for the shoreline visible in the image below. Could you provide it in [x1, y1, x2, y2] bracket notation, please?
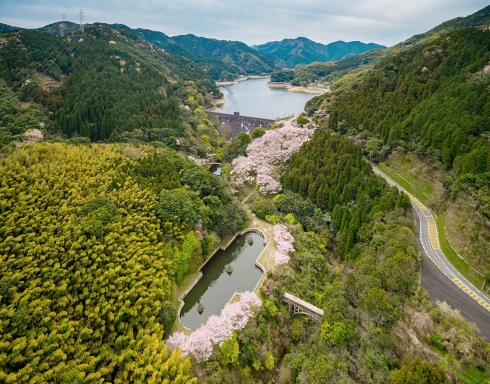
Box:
[266, 81, 328, 94]
[207, 97, 227, 113]
[216, 75, 270, 86]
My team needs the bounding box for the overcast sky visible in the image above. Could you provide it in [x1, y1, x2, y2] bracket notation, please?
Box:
[0, 0, 488, 46]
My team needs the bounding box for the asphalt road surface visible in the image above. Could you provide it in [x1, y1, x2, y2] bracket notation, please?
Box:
[372, 164, 490, 340]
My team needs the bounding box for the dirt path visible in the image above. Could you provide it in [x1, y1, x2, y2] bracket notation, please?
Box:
[245, 206, 279, 276]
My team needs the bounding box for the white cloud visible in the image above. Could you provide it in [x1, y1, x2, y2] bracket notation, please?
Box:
[0, 0, 488, 46]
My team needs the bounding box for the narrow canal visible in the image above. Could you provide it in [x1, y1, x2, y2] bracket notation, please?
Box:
[179, 232, 265, 329]
[209, 164, 222, 176]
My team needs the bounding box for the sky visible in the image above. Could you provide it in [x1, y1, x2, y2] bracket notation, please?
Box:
[0, 0, 489, 47]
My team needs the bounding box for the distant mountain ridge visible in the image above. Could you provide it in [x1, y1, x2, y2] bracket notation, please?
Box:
[0, 20, 386, 80]
[281, 4, 490, 92]
[105, 24, 283, 81]
[254, 37, 386, 68]
[0, 23, 20, 33]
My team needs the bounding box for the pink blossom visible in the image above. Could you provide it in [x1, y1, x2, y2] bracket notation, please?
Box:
[274, 224, 294, 266]
[188, 155, 215, 166]
[230, 125, 314, 194]
[167, 291, 262, 362]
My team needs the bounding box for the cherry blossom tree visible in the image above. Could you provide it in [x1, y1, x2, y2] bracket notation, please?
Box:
[230, 125, 314, 194]
[188, 154, 216, 166]
[167, 291, 261, 362]
[274, 224, 294, 266]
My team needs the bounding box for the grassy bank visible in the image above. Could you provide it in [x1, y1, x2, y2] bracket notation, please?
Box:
[377, 162, 486, 291]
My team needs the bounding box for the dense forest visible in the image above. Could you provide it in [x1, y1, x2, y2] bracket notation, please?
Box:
[283, 5, 490, 97]
[271, 48, 385, 87]
[105, 25, 282, 82]
[0, 25, 223, 155]
[2, 6, 490, 383]
[327, 29, 490, 221]
[254, 37, 385, 68]
[0, 143, 247, 382]
[187, 128, 490, 383]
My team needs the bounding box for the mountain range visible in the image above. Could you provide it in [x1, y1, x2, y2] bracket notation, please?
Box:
[0, 21, 384, 81]
[253, 37, 386, 68]
[281, 4, 490, 88]
[2, 4, 490, 383]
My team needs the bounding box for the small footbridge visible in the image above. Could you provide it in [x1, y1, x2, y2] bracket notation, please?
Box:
[283, 292, 324, 323]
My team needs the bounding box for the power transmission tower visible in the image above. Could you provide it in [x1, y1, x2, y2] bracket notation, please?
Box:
[78, 9, 85, 32]
[60, 14, 66, 36]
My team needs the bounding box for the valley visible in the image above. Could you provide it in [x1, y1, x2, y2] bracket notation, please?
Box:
[1, 3, 490, 384]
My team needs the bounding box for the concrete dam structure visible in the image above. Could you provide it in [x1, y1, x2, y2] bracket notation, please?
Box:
[207, 112, 274, 139]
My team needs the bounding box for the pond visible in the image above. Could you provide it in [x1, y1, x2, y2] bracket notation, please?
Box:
[218, 77, 317, 119]
[209, 163, 222, 176]
[179, 231, 265, 329]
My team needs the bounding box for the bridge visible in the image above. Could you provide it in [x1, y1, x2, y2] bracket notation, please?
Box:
[207, 111, 274, 139]
[283, 292, 324, 323]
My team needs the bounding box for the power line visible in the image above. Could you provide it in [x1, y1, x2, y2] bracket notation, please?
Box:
[1, 38, 63, 87]
[78, 9, 85, 32]
[1, 36, 69, 101]
[61, 14, 66, 37]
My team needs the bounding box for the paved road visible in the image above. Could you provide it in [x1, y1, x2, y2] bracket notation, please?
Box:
[372, 164, 490, 340]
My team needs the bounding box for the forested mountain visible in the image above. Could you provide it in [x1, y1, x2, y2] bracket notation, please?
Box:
[390, 4, 490, 52]
[271, 48, 385, 86]
[254, 37, 385, 68]
[0, 23, 19, 33]
[329, 28, 490, 182]
[0, 24, 223, 154]
[280, 5, 490, 92]
[1, 21, 84, 35]
[170, 34, 282, 79]
[105, 24, 283, 81]
[36, 21, 80, 36]
[324, 28, 490, 273]
[108, 24, 171, 46]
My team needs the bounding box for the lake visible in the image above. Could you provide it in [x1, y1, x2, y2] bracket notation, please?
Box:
[218, 78, 317, 119]
[179, 232, 265, 329]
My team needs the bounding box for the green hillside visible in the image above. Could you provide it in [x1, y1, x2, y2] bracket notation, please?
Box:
[36, 21, 80, 36]
[255, 37, 385, 68]
[105, 25, 283, 81]
[0, 23, 19, 33]
[329, 28, 490, 178]
[326, 27, 490, 273]
[0, 25, 222, 152]
[272, 48, 385, 87]
[170, 34, 282, 79]
[297, 5, 490, 109]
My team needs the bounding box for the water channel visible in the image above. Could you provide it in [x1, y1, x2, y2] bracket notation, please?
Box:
[218, 78, 316, 119]
[209, 163, 222, 176]
[179, 232, 265, 329]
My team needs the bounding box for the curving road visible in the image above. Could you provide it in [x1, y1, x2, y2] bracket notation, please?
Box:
[371, 164, 490, 339]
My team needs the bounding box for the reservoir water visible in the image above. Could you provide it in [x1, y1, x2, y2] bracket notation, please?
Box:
[179, 232, 265, 329]
[218, 78, 317, 119]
